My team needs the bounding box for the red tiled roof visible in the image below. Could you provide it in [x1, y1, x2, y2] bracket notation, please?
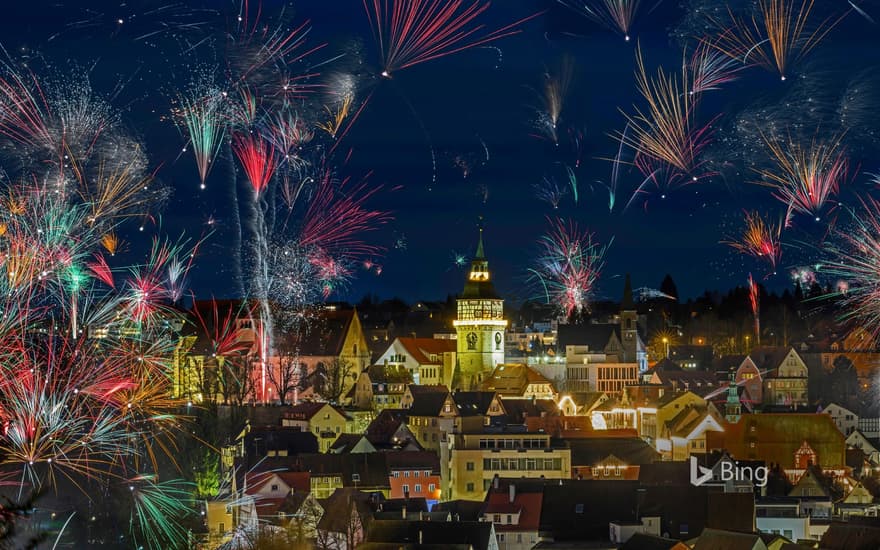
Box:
[397, 337, 456, 365]
[484, 491, 543, 532]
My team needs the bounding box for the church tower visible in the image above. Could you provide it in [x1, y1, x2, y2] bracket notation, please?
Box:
[454, 228, 506, 390]
[620, 274, 639, 363]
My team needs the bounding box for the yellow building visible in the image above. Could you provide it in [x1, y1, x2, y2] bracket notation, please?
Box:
[454, 229, 507, 390]
[449, 431, 571, 500]
[281, 402, 351, 453]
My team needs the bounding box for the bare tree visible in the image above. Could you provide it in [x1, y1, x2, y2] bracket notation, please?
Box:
[218, 354, 255, 406]
[267, 351, 303, 405]
[314, 358, 355, 404]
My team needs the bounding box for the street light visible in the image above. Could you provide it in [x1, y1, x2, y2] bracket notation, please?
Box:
[662, 337, 669, 359]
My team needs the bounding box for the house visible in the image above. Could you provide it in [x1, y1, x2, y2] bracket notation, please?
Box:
[668, 344, 714, 371]
[788, 466, 837, 521]
[235, 425, 319, 469]
[846, 430, 880, 464]
[823, 403, 859, 436]
[656, 403, 724, 460]
[483, 478, 544, 550]
[480, 364, 557, 400]
[609, 517, 662, 545]
[448, 429, 571, 500]
[749, 347, 809, 408]
[387, 451, 442, 503]
[281, 402, 351, 453]
[374, 337, 457, 386]
[329, 409, 422, 453]
[836, 480, 879, 519]
[755, 497, 810, 542]
[568, 437, 659, 480]
[315, 487, 379, 550]
[556, 392, 609, 416]
[649, 367, 720, 396]
[352, 363, 413, 412]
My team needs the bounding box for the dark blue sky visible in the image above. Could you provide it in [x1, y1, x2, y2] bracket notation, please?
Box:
[4, 0, 880, 305]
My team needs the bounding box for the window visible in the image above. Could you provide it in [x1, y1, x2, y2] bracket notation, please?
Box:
[271, 484, 279, 491]
[352, 474, 360, 483]
[415, 484, 422, 493]
[402, 484, 409, 494]
[414, 471, 419, 477]
[517, 534, 523, 543]
[575, 504, 584, 514]
[429, 483, 435, 492]
[219, 522, 225, 533]
[405, 471, 410, 477]
[424, 470, 430, 477]
[466, 462, 475, 471]
[466, 482, 475, 492]
[393, 471, 399, 478]
[494, 514, 501, 523]
[506, 514, 512, 524]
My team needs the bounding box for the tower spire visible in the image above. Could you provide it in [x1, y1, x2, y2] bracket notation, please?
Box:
[475, 227, 485, 260]
[621, 273, 634, 310]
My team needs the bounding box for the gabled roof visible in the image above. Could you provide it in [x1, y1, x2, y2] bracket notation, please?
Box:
[692, 528, 767, 550]
[711, 413, 846, 469]
[568, 437, 660, 466]
[407, 390, 451, 417]
[481, 364, 555, 396]
[283, 401, 347, 422]
[500, 397, 558, 424]
[453, 391, 500, 416]
[242, 427, 319, 464]
[317, 487, 378, 534]
[365, 409, 421, 450]
[329, 433, 372, 454]
[484, 486, 543, 532]
[432, 500, 486, 521]
[748, 346, 797, 373]
[293, 308, 357, 357]
[396, 337, 456, 365]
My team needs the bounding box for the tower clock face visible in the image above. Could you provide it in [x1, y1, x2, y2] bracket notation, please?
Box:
[466, 332, 478, 350]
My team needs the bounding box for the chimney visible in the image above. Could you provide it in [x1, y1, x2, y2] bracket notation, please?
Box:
[402, 505, 407, 520]
[493, 474, 499, 490]
[509, 483, 516, 503]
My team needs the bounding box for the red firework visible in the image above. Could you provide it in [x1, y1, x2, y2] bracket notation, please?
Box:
[299, 170, 391, 259]
[233, 132, 277, 195]
[363, 0, 542, 76]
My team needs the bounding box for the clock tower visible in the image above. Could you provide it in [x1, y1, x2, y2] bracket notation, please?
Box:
[454, 228, 506, 390]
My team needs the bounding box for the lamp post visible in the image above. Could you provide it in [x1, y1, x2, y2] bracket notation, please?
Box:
[662, 337, 669, 359]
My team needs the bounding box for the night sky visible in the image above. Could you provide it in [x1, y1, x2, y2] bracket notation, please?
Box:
[3, 0, 880, 305]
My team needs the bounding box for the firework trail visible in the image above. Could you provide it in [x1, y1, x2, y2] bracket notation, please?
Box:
[174, 82, 227, 190]
[534, 176, 569, 209]
[689, 40, 743, 95]
[823, 198, 880, 343]
[707, 0, 845, 81]
[755, 133, 849, 222]
[363, 0, 542, 77]
[531, 56, 574, 145]
[558, 0, 643, 41]
[723, 210, 783, 274]
[748, 273, 761, 343]
[619, 46, 715, 197]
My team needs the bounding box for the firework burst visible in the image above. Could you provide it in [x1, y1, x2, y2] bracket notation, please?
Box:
[723, 211, 783, 274]
[530, 218, 610, 318]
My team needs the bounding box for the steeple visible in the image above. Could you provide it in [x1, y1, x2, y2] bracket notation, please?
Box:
[475, 227, 485, 260]
[725, 371, 742, 423]
[621, 273, 634, 310]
